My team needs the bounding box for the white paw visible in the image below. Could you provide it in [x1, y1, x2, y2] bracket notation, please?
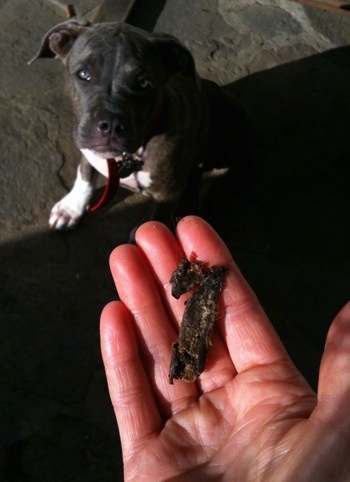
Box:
[49, 166, 94, 230]
[49, 196, 86, 230]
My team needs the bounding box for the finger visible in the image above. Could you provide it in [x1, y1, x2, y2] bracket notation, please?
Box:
[135, 221, 235, 392]
[134, 220, 185, 323]
[109, 243, 198, 415]
[100, 301, 162, 457]
[175, 216, 290, 373]
[316, 301, 350, 425]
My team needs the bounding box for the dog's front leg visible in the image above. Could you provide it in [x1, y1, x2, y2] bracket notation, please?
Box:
[49, 155, 96, 230]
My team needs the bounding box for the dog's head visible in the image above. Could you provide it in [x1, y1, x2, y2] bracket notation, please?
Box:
[30, 20, 199, 158]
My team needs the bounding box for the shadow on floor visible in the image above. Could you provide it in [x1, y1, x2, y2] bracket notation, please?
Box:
[205, 45, 350, 386]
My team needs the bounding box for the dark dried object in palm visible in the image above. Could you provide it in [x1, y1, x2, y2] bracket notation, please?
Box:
[169, 258, 227, 383]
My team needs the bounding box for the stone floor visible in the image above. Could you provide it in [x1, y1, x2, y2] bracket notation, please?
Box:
[1, 0, 350, 480]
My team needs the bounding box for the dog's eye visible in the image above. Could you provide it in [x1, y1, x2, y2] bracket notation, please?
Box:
[136, 78, 153, 91]
[76, 69, 91, 82]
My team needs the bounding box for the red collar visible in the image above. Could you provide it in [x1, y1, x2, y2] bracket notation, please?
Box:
[89, 158, 120, 212]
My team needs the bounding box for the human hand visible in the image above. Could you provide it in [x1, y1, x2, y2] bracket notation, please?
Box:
[101, 216, 350, 481]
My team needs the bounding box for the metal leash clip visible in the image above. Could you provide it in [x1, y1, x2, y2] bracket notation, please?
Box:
[117, 152, 144, 178]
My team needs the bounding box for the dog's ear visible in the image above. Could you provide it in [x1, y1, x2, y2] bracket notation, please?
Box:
[152, 34, 196, 78]
[28, 19, 91, 65]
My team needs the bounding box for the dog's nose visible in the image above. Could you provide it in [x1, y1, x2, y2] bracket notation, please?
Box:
[97, 118, 125, 136]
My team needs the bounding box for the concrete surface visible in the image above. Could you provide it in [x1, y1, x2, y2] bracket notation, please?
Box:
[1, 0, 350, 480]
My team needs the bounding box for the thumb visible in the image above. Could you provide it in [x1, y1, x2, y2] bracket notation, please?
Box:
[316, 301, 350, 424]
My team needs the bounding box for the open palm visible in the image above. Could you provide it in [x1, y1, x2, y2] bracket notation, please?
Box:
[101, 216, 350, 481]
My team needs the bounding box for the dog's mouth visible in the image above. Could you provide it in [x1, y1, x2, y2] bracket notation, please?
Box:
[75, 125, 142, 159]
[92, 146, 124, 159]
[91, 145, 143, 162]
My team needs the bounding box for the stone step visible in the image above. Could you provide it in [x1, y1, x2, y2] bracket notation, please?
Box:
[48, 0, 138, 22]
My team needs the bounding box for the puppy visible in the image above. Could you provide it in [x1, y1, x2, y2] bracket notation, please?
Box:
[30, 19, 250, 229]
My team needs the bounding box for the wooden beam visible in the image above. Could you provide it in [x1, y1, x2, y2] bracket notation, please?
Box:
[55, 0, 139, 23]
[291, 0, 350, 17]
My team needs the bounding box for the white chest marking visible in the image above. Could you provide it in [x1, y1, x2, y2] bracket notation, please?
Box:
[80, 148, 153, 191]
[80, 149, 109, 177]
